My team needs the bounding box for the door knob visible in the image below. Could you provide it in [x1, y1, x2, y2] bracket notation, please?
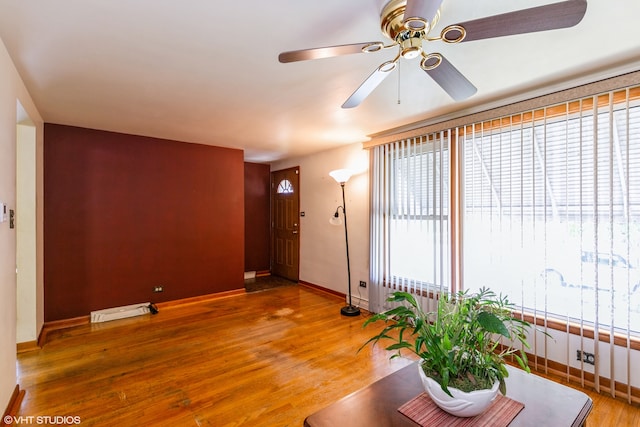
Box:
[292, 230, 298, 234]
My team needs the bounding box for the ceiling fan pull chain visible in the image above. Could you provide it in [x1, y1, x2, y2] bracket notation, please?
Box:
[397, 62, 401, 105]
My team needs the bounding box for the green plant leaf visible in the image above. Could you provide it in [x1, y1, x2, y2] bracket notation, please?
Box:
[440, 370, 453, 397]
[499, 378, 507, 395]
[477, 311, 510, 338]
[386, 342, 413, 351]
[360, 288, 535, 396]
[513, 353, 531, 373]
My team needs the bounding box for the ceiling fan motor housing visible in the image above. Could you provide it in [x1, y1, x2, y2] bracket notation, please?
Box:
[381, 0, 440, 41]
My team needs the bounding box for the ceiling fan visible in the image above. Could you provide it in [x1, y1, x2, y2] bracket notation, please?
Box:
[278, 0, 587, 108]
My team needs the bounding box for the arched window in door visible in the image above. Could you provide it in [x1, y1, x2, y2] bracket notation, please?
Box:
[277, 179, 294, 194]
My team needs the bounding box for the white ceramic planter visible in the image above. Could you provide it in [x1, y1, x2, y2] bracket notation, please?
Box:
[418, 363, 499, 417]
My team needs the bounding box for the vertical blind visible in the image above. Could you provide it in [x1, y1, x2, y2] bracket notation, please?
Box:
[370, 133, 451, 314]
[460, 87, 640, 401]
[369, 84, 640, 403]
[461, 92, 640, 326]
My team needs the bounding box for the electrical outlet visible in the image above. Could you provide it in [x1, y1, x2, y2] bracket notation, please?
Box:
[359, 281, 367, 288]
[576, 350, 595, 365]
[153, 286, 164, 293]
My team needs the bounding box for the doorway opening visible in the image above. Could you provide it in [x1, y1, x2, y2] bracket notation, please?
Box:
[16, 100, 38, 346]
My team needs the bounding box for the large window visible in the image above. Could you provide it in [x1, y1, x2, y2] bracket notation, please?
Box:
[461, 90, 640, 333]
[369, 80, 640, 401]
[371, 88, 640, 331]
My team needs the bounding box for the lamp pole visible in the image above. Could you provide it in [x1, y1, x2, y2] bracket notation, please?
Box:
[338, 181, 360, 317]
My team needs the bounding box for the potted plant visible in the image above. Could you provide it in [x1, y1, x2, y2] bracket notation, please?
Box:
[361, 287, 536, 417]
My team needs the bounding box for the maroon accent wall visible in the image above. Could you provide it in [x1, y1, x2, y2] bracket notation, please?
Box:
[244, 162, 270, 272]
[44, 124, 245, 321]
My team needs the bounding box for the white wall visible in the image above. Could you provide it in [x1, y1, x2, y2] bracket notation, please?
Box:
[0, 37, 43, 411]
[271, 142, 370, 309]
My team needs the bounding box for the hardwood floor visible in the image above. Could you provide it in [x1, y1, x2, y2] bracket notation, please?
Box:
[16, 285, 640, 426]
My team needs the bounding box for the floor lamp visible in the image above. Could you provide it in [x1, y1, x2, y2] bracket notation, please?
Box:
[330, 169, 360, 317]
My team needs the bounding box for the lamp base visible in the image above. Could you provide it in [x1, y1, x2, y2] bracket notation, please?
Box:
[340, 305, 361, 317]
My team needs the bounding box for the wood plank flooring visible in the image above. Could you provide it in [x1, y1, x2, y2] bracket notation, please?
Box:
[16, 284, 640, 426]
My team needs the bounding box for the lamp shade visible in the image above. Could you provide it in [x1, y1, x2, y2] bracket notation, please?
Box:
[329, 169, 354, 184]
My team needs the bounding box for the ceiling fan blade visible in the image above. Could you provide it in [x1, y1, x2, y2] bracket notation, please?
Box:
[422, 54, 477, 101]
[404, 0, 444, 27]
[455, 0, 587, 42]
[342, 64, 396, 109]
[278, 42, 383, 63]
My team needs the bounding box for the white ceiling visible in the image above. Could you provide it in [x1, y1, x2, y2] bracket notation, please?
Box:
[1, 0, 639, 162]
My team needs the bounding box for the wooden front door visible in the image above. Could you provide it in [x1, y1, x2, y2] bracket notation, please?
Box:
[271, 167, 300, 281]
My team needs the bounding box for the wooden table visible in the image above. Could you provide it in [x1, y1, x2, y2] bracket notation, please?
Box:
[304, 363, 592, 426]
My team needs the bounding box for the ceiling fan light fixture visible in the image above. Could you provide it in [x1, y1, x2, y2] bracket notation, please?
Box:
[400, 35, 422, 59]
[402, 47, 422, 59]
[402, 47, 421, 59]
[441, 25, 466, 43]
